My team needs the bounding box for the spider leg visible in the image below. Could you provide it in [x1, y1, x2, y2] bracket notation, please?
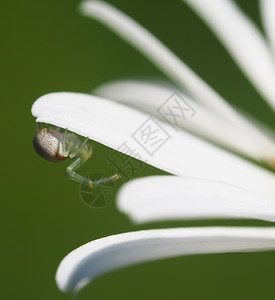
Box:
[90, 173, 121, 187]
[61, 129, 78, 157]
[66, 153, 121, 188]
[69, 137, 89, 158]
[62, 128, 69, 156]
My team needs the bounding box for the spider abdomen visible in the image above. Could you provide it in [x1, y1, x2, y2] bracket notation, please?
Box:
[33, 128, 67, 162]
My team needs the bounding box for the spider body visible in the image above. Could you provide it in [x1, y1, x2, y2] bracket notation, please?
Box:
[33, 124, 120, 188]
[33, 128, 68, 162]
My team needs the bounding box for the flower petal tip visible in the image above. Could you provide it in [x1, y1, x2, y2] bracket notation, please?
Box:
[56, 227, 275, 293]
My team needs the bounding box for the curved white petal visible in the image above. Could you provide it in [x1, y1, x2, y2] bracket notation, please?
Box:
[56, 227, 275, 292]
[117, 175, 275, 223]
[183, 0, 275, 109]
[95, 80, 275, 161]
[79, 1, 270, 146]
[260, 0, 275, 56]
[31, 92, 275, 197]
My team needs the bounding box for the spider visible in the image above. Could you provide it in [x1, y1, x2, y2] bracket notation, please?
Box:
[33, 123, 121, 188]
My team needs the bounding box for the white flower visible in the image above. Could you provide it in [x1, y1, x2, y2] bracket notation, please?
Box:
[31, 0, 275, 294]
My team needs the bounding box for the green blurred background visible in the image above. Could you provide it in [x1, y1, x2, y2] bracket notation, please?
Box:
[2, 0, 275, 299]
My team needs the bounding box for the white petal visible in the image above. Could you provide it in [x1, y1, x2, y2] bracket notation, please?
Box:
[260, 0, 275, 56]
[183, 0, 275, 109]
[56, 227, 275, 292]
[31, 92, 275, 197]
[117, 175, 275, 223]
[95, 80, 275, 161]
[79, 0, 270, 145]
